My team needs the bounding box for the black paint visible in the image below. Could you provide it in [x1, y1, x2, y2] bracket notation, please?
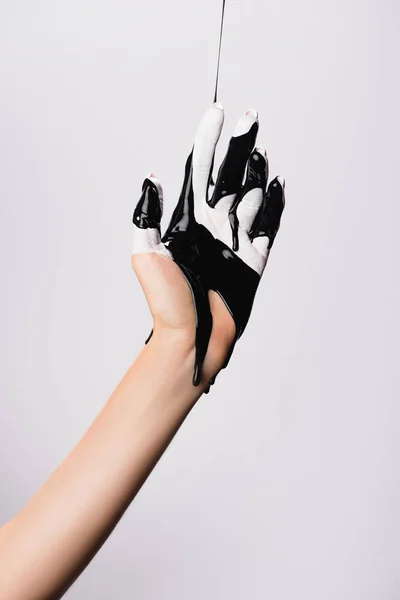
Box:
[132, 178, 162, 231]
[228, 148, 268, 251]
[133, 163, 213, 387]
[162, 150, 196, 242]
[159, 133, 284, 386]
[249, 177, 285, 250]
[165, 215, 260, 381]
[209, 122, 259, 207]
[133, 128, 284, 390]
[163, 207, 215, 386]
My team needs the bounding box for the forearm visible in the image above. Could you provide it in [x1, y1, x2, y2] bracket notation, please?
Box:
[0, 332, 201, 600]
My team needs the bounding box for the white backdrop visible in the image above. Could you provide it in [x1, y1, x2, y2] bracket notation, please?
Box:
[1, 1, 399, 598]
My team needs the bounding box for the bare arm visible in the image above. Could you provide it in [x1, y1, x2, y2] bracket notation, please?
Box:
[0, 253, 234, 600]
[0, 335, 198, 599]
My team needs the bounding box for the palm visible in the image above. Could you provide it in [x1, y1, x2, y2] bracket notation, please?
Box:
[131, 252, 196, 333]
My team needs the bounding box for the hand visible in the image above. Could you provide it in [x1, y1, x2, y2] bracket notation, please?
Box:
[131, 103, 285, 388]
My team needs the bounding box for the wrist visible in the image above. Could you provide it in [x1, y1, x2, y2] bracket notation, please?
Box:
[150, 325, 195, 355]
[145, 326, 197, 385]
[147, 327, 220, 397]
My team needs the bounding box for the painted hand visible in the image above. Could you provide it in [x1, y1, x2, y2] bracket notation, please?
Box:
[131, 103, 285, 388]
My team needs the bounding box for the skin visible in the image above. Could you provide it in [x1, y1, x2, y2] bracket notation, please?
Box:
[0, 251, 235, 600]
[0, 103, 283, 599]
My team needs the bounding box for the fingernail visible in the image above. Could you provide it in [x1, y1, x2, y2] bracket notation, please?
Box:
[245, 108, 258, 118]
[276, 176, 285, 188]
[144, 172, 163, 200]
[255, 147, 267, 158]
[213, 101, 224, 111]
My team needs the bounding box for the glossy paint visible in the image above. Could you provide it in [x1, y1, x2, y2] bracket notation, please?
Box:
[132, 106, 285, 388]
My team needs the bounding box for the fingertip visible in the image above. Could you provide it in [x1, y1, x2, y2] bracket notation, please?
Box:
[276, 176, 285, 189]
[134, 175, 163, 229]
[269, 176, 286, 208]
[245, 108, 259, 119]
[233, 109, 259, 137]
[197, 103, 225, 136]
[257, 177, 285, 247]
[145, 172, 161, 186]
[255, 146, 267, 159]
[250, 147, 268, 172]
[144, 173, 164, 205]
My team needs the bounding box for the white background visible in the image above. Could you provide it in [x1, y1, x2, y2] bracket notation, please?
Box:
[1, 1, 399, 598]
